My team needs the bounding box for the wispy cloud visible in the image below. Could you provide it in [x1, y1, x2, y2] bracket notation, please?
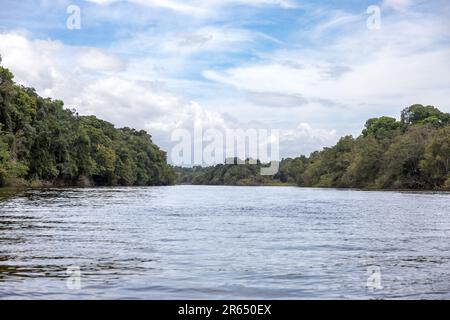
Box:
[84, 0, 298, 16]
[204, 3, 450, 116]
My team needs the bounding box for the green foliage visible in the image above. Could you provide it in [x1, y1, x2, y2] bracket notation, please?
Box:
[0, 139, 28, 185]
[445, 177, 450, 191]
[276, 156, 308, 184]
[362, 116, 401, 141]
[174, 160, 276, 186]
[420, 126, 450, 188]
[401, 104, 450, 126]
[0, 62, 174, 187]
[376, 125, 432, 189]
[341, 136, 383, 188]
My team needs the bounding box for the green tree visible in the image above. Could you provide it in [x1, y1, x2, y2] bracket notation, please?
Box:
[376, 125, 432, 189]
[401, 104, 450, 126]
[342, 136, 383, 187]
[420, 126, 450, 188]
[362, 116, 401, 141]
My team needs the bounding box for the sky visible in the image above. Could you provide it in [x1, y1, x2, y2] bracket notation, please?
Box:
[0, 0, 449, 163]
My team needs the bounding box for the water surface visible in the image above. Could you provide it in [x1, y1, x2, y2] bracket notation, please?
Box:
[0, 186, 449, 299]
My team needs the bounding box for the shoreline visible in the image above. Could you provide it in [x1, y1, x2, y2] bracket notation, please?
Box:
[174, 184, 450, 192]
[2, 184, 449, 193]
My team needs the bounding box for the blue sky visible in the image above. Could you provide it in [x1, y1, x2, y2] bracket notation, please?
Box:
[1, 0, 449, 161]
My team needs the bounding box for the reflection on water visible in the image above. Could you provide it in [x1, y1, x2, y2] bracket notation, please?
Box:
[0, 186, 449, 299]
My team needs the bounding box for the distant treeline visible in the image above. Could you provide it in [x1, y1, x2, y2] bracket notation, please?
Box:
[0, 58, 175, 187]
[176, 104, 450, 190]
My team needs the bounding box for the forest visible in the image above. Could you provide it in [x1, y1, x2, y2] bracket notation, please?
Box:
[176, 104, 450, 190]
[0, 58, 175, 187]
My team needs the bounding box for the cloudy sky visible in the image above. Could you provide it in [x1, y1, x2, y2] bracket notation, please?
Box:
[0, 0, 449, 162]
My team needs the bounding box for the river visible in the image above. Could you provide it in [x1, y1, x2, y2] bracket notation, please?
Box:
[0, 186, 449, 299]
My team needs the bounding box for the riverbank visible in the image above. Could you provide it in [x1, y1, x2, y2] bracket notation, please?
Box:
[1, 175, 176, 190]
[3, 183, 448, 195]
[174, 183, 450, 192]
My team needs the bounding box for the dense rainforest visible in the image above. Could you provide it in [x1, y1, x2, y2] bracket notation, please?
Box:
[176, 104, 450, 190]
[0, 57, 175, 187]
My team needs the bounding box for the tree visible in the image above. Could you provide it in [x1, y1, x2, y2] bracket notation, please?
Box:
[420, 126, 450, 188]
[0, 139, 28, 185]
[376, 125, 432, 189]
[342, 136, 383, 187]
[362, 116, 401, 141]
[401, 104, 450, 126]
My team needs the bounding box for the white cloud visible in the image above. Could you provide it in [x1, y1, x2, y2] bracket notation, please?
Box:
[114, 26, 262, 61]
[0, 32, 66, 94]
[76, 48, 126, 72]
[158, 26, 257, 55]
[84, 0, 298, 16]
[281, 123, 338, 157]
[0, 31, 333, 160]
[203, 9, 450, 116]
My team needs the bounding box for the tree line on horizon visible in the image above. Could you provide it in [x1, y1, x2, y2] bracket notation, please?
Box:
[176, 104, 450, 190]
[0, 57, 175, 187]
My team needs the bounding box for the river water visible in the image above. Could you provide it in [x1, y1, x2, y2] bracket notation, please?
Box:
[0, 186, 449, 299]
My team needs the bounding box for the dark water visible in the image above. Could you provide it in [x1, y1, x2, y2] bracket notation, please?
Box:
[0, 186, 449, 299]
